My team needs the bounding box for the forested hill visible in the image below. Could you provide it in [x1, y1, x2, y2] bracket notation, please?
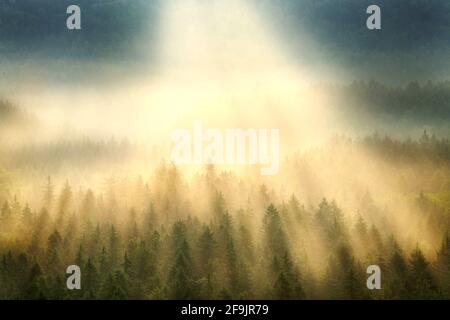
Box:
[0, 100, 36, 132]
[328, 81, 450, 121]
[1, 139, 450, 299]
[0, 101, 38, 150]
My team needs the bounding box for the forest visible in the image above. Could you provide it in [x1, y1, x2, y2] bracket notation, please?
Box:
[1, 0, 450, 301]
[0, 98, 449, 299]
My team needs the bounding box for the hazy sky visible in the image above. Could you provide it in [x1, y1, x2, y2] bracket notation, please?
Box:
[1, 0, 450, 84]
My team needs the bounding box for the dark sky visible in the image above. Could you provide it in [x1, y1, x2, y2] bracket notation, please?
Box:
[1, 0, 449, 83]
[0, 0, 160, 59]
[266, 0, 450, 82]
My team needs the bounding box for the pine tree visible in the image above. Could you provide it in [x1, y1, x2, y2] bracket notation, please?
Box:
[147, 231, 161, 295]
[48, 274, 67, 300]
[88, 223, 102, 258]
[126, 240, 154, 299]
[272, 252, 305, 299]
[326, 244, 364, 299]
[21, 204, 33, 226]
[83, 258, 99, 298]
[22, 262, 46, 300]
[355, 214, 368, 239]
[126, 208, 139, 241]
[100, 271, 129, 300]
[56, 180, 72, 226]
[123, 252, 133, 278]
[288, 194, 306, 223]
[315, 199, 347, 247]
[216, 211, 251, 299]
[47, 229, 62, 273]
[387, 240, 409, 299]
[263, 204, 288, 259]
[237, 225, 255, 265]
[0, 201, 11, 231]
[75, 244, 85, 268]
[43, 176, 54, 211]
[80, 189, 96, 225]
[436, 232, 450, 297]
[168, 222, 195, 299]
[198, 226, 217, 279]
[409, 247, 437, 299]
[99, 246, 110, 275]
[109, 225, 121, 269]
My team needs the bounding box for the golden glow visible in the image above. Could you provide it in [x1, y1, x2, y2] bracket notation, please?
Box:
[0, 0, 445, 290]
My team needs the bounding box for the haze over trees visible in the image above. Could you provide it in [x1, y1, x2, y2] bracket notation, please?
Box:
[0, 99, 449, 299]
[1, 0, 450, 299]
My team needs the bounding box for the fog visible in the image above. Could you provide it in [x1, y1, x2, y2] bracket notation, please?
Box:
[0, 0, 449, 300]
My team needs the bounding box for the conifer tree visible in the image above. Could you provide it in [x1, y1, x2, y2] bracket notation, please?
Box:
[168, 222, 195, 299]
[436, 232, 450, 297]
[409, 247, 437, 299]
